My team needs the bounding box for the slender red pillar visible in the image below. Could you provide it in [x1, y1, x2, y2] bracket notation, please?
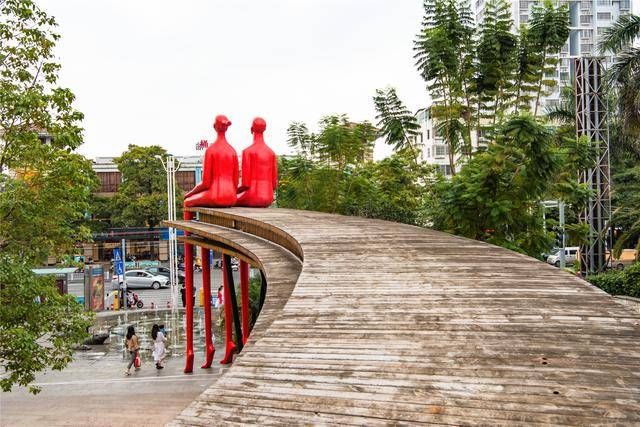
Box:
[220, 255, 237, 364]
[183, 211, 195, 373]
[200, 247, 215, 368]
[240, 260, 250, 345]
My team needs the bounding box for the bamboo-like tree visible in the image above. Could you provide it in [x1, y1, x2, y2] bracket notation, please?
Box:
[528, 0, 570, 116]
[373, 87, 421, 163]
[475, 0, 518, 133]
[414, 0, 475, 175]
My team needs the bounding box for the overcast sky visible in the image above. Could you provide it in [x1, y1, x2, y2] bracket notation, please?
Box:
[40, 0, 428, 160]
[40, 0, 639, 160]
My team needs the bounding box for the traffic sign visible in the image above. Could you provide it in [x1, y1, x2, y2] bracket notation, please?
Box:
[113, 248, 124, 276]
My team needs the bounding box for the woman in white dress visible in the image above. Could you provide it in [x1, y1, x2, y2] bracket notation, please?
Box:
[151, 324, 166, 369]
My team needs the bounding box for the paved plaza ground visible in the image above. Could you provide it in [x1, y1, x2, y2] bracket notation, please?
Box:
[1, 346, 227, 426]
[0, 270, 240, 427]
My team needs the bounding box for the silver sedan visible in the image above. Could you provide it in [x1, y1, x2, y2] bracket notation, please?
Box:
[111, 269, 170, 290]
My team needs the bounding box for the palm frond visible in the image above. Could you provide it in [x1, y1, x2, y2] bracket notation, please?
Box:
[599, 13, 640, 54]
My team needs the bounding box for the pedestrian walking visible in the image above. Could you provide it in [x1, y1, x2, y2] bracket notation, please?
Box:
[215, 285, 223, 309]
[151, 324, 166, 369]
[124, 325, 140, 376]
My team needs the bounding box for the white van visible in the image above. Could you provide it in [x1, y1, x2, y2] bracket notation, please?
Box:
[546, 247, 580, 267]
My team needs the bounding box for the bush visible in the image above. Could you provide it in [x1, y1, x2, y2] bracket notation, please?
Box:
[588, 263, 640, 298]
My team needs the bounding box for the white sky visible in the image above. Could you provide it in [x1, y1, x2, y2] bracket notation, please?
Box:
[41, 0, 428, 160]
[40, 0, 640, 160]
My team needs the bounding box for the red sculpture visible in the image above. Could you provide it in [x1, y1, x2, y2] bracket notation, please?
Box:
[237, 117, 278, 207]
[184, 115, 239, 207]
[181, 115, 276, 373]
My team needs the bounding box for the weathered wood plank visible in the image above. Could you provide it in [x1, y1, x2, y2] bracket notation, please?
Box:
[165, 208, 640, 425]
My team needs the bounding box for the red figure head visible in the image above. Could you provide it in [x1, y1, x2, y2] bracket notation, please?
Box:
[251, 117, 267, 134]
[214, 115, 232, 133]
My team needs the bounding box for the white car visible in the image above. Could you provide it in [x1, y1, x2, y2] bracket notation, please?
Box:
[546, 247, 579, 267]
[111, 269, 170, 290]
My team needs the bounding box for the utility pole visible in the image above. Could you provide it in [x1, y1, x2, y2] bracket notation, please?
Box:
[121, 238, 127, 314]
[161, 155, 182, 311]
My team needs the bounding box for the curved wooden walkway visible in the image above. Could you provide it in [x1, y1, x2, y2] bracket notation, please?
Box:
[167, 208, 640, 425]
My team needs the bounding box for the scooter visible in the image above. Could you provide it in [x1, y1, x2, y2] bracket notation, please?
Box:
[124, 290, 144, 309]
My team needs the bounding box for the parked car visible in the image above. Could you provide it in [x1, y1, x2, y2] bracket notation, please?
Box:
[111, 269, 170, 290]
[546, 247, 579, 267]
[145, 266, 185, 284]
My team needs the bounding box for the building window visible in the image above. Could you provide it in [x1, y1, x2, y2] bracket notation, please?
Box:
[597, 27, 607, 36]
[426, 148, 431, 158]
[596, 0, 611, 5]
[438, 164, 452, 176]
[97, 172, 121, 193]
[581, 29, 593, 39]
[434, 145, 448, 157]
[176, 171, 196, 192]
[426, 129, 430, 140]
[520, 14, 529, 23]
[597, 12, 611, 20]
[581, 43, 593, 54]
[580, 14, 592, 24]
[420, 134, 424, 143]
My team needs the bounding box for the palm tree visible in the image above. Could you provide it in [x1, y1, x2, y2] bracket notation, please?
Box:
[600, 13, 640, 135]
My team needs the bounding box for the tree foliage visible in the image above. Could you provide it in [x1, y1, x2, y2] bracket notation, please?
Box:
[278, 115, 433, 225]
[111, 144, 181, 229]
[431, 114, 590, 256]
[0, 0, 94, 394]
[600, 13, 640, 137]
[413, 0, 569, 173]
[373, 87, 421, 162]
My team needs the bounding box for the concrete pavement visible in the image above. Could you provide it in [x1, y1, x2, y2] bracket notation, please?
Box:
[1, 348, 228, 426]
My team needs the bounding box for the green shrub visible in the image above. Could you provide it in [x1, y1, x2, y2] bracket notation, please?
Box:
[588, 263, 640, 298]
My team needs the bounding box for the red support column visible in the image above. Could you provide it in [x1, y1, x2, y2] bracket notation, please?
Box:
[183, 211, 195, 373]
[220, 255, 237, 364]
[240, 260, 250, 345]
[200, 247, 215, 368]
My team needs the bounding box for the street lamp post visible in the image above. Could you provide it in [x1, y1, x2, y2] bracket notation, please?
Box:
[160, 155, 181, 312]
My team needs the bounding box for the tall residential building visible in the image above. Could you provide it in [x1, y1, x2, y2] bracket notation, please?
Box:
[474, 0, 631, 109]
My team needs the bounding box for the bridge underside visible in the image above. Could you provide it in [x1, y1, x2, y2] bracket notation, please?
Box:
[165, 207, 640, 425]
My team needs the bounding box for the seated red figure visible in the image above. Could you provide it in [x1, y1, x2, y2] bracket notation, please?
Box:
[237, 117, 278, 207]
[184, 115, 238, 207]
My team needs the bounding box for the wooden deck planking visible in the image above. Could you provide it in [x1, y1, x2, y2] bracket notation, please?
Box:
[167, 207, 640, 425]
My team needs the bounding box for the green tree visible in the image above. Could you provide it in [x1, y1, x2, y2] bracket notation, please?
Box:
[414, 0, 475, 173]
[373, 87, 421, 163]
[0, 0, 94, 394]
[600, 13, 640, 136]
[475, 0, 518, 131]
[278, 114, 431, 221]
[431, 114, 589, 256]
[111, 144, 181, 229]
[527, 0, 570, 116]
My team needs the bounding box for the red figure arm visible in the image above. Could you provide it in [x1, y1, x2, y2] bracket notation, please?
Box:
[272, 153, 278, 189]
[237, 150, 250, 193]
[185, 150, 213, 198]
